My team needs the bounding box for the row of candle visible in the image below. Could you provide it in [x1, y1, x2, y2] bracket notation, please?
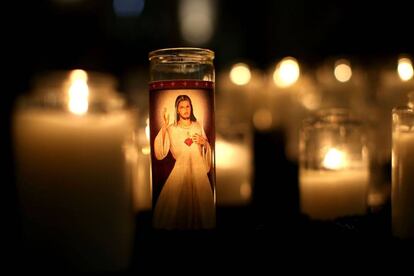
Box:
[217, 57, 414, 240]
[218, 55, 414, 163]
[13, 68, 254, 271]
[12, 57, 414, 270]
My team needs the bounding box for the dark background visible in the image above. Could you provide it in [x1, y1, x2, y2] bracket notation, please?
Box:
[3, 0, 413, 272]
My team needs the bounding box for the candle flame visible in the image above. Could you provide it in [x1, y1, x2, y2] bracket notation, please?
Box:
[322, 148, 347, 170]
[229, 63, 251, 86]
[397, 57, 413, 81]
[68, 69, 89, 115]
[334, 60, 352, 82]
[273, 57, 300, 88]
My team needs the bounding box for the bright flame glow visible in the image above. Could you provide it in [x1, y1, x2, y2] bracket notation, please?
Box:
[142, 146, 150, 155]
[273, 57, 300, 88]
[398, 57, 414, 81]
[179, 0, 214, 45]
[216, 140, 237, 169]
[322, 148, 347, 170]
[229, 63, 251, 86]
[334, 61, 352, 82]
[68, 69, 89, 115]
[70, 69, 88, 82]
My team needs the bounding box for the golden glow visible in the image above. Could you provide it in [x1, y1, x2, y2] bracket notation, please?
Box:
[301, 93, 320, 110]
[253, 109, 272, 130]
[141, 146, 150, 155]
[68, 70, 89, 115]
[216, 140, 237, 169]
[69, 69, 88, 82]
[229, 63, 251, 86]
[240, 181, 252, 200]
[322, 148, 347, 170]
[334, 60, 352, 82]
[273, 57, 300, 87]
[398, 57, 414, 81]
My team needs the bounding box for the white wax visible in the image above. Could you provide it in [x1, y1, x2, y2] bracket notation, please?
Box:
[14, 108, 135, 271]
[392, 132, 414, 239]
[216, 139, 252, 206]
[299, 169, 369, 220]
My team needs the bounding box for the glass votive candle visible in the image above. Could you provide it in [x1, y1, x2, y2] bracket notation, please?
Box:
[148, 48, 216, 230]
[299, 108, 370, 220]
[13, 70, 135, 272]
[392, 106, 414, 239]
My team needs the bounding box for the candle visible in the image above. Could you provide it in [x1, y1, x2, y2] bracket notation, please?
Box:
[376, 56, 414, 163]
[300, 168, 369, 220]
[392, 107, 414, 239]
[216, 134, 253, 206]
[299, 109, 370, 220]
[126, 117, 152, 213]
[13, 70, 135, 271]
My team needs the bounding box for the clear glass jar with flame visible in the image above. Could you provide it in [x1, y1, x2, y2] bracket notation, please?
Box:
[299, 108, 370, 220]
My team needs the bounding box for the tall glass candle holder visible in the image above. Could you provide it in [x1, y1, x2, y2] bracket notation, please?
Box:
[299, 108, 370, 220]
[13, 70, 135, 272]
[392, 106, 414, 239]
[148, 48, 216, 230]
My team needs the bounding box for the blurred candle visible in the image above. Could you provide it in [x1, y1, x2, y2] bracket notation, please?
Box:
[127, 117, 152, 213]
[299, 109, 370, 220]
[216, 130, 253, 206]
[13, 70, 135, 272]
[375, 56, 414, 163]
[392, 107, 414, 239]
[300, 148, 369, 220]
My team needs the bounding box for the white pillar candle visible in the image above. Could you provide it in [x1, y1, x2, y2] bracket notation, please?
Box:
[392, 131, 414, 239]
[300, 169, 369, 220]
[13, 71, 135, 271]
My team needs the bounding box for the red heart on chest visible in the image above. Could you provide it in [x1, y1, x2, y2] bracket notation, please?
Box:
[184, 138, 193, 146]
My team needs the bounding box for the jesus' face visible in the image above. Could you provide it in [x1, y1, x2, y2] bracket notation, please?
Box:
[177, 100, 191, 120]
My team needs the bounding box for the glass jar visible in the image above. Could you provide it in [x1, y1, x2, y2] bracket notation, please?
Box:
[299, 108, 370, 220]
[392, 106, 414, 239]
[148, 48, 216, 230]
[13, 70, 135, 272]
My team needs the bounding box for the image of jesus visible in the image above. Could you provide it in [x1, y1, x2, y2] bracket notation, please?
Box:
[153, 94, 215, 229]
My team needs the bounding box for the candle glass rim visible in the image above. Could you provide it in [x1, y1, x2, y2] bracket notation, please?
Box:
[302, 108, 364, 130]
[148, 47, 214, 63]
